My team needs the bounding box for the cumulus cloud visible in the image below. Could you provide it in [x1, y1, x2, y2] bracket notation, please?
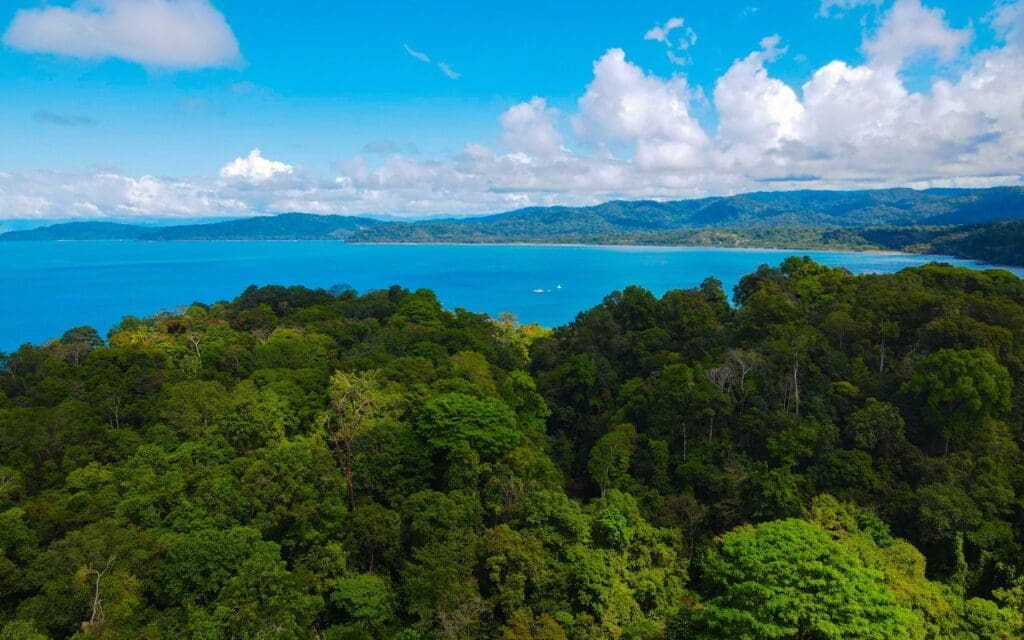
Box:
[1, 0, 1022, 220]
[2, 0, 241, 69]
[500, 98, 564, 156]
[575, 48, 708, 170]
[219, 149, 294, 183]
[714, 35, 803, 167]
[862, 0, 971, 69]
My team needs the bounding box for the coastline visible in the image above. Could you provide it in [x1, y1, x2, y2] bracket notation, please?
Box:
[4, 237, 1023, 271]
[9, 235, 913, 256]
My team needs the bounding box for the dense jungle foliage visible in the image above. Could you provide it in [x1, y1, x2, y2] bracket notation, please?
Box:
[854, 222, 1024, 267]
[1, 258, 1024, 639]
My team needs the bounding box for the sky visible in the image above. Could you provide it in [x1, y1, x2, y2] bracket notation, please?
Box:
[0, 0, 1021, 220]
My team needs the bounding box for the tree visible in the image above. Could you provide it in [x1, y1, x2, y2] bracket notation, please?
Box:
[214, 381, 288, 453]
[587, 425, 636, 497]
[501, 609, 567, 640]
[845, 398, 905, 453]
[81, 555, 115, 636]
[417, 393, 520, 458]
[325, 371, 389, 510]
[343, 502, 401, 572]
[402, 535, 487, 639]
[330, 573, 395, 631]
[903, 349, 1012, 454]
[159, 380, 229, 437]
[0, 621, 47, 640]
[59, 326, 104, 366]
[699, 519, 918, 639]
[211, 539, 321, 639]
[158, 527, 266, 607]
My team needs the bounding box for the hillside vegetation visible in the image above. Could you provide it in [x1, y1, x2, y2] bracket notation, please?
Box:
[1, 260, 1024, 638]
[349, 187, 1024, 243]
[857, 221, 1024, 267]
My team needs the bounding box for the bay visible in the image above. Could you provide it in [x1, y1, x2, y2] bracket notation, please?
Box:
[1, 241, 1021, 351]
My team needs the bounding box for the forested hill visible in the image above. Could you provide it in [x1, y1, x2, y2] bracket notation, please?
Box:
[142, 213, 380, 240]
[856, 220, 1024, 267]
[0, 221, 151, 241]
[3, 186, 1022, 243]
[349, 186, 1024, 242]
[0, 213, 381, 242]
[2, 260, 1024, 638]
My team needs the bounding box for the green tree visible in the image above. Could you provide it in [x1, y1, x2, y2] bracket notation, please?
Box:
[158, 527, 265, 607]
[0, 620, 48, 640]
[330, 573, 395, 631]
[214, 381, 288, 453]
[325, 370, 389, 510]
[903, 348, 1011, 454]
[417, 393, 520, 458]
[845, 398, 905, 453]
[587, 425, 636, 497]
[500, 609, 567, 640]
[59, 326, 104, 366]
[211, 539, 322, 639]
[699, 519, 918, 639]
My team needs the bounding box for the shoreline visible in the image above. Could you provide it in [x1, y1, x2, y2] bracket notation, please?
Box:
[6, 237, 913, 255]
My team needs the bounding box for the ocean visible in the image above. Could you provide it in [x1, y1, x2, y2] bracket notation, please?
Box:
[1, 241, 1021, 351]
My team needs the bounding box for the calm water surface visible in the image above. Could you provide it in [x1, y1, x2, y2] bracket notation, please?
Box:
[1, 241, 1021, 351]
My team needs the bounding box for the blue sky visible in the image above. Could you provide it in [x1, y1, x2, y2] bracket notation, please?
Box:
[0, 0, 1021, 219]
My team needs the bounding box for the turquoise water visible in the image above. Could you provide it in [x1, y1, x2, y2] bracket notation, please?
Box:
[1, 241, 1021, 351]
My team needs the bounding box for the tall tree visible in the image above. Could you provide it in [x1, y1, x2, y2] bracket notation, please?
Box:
[325, 370, 389, 510]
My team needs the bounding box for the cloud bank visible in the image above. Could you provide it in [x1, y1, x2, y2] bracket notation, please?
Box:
[1, 0, 1022, 219]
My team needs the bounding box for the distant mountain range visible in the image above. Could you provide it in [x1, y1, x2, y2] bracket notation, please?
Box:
[3, 187, 1023, 249]
[349, 186, 1024, 244]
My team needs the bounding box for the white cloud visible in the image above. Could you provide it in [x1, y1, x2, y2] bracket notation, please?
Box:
[500, 98, 564, 156]
[437, 62, 460, 80]
[2, 0, 240, 69]
[219, 149, 294, 183]
[990, 0, 1024, 48]
[714, 35, 804, 167]
[403, 43, 430, 63]
[575, 48, 708, 169]
[862, 0, 971, 69]
[403, 44, 460, 79]
[644, 16, 698, 65]
[0, 170, 245, 219]
[644, 17, 685, 43]
[1, 0, 1022, 220]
